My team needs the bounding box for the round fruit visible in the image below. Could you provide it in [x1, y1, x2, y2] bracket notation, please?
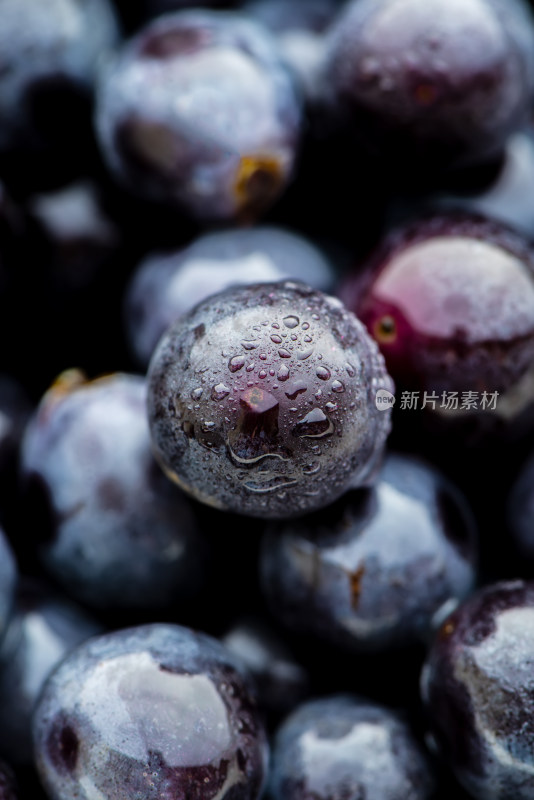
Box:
[125, 226, 334, 368]
[21, 371, 207, 610]
[0, 0, 119, 151]
[261, 452, 477, 652]
[422, 580, 534, 799]
[0, 581, 101, 765]
[33, 624, 267, 800]
[320, 0, 534, 171]
[343, 214, 534, 437]
[147, 281, 393, 519]
[269, 695, 435, 800]
[96, 10, 302, 222]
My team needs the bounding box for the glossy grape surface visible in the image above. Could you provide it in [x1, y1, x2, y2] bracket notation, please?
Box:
[342, 215, 534, 435]
[244, 0, 342, 100]
[21, 371, 207, 610]
[422, 580, 534, 799]
[269, 695, 435, 800]
[147, 282, 393, 519]
[0, 581, 101, 765]
[125, 226, 334, 368]
[261, 452, 477, 652]
[96, 10, 302, 222]
[33, 624, 267, 800]
[0, 0, 119, 151]
[222, 618, 309, 718]
[321, 0, 534, 171]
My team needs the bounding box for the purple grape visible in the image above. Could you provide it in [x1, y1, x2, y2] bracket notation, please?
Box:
[343, 214, 534, 438]
[244, 0, 343, 101]
[320, 0, 534, 172]
[28, 181, 121, 291]
[421, 580, 534, 799]
[0, 581, 101, 765]
[269, 695, 435, 800]
[0, 0, 119, 151]
[147, 281, 393, 519]
[260, 452, 477, 652]
[124, 226, 335, 368]
[95, 10, 302, 223]
[222, 618, 309, 719]
[33, 624, 268, 800]
[21, 371, 208, 611]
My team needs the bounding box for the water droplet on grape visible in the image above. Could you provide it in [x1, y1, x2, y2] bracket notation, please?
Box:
[283, 315, 299, 329]
[332, 380, 345, 393]
[212, 383, 230, 401]
[243, 476, 298, 494]
[277, 366, 290, 381]
[271, 335, 282, 344]
[279, 349, 291, 359]
[316, 367, 331, 381]
[191, 388, 203, 400]
[229, 356, 245, 373]
[297, 347, 314, 361]
[303, 462, 321, 475]
[285, 380, 307, 400]
[293, 408, 335, 438]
